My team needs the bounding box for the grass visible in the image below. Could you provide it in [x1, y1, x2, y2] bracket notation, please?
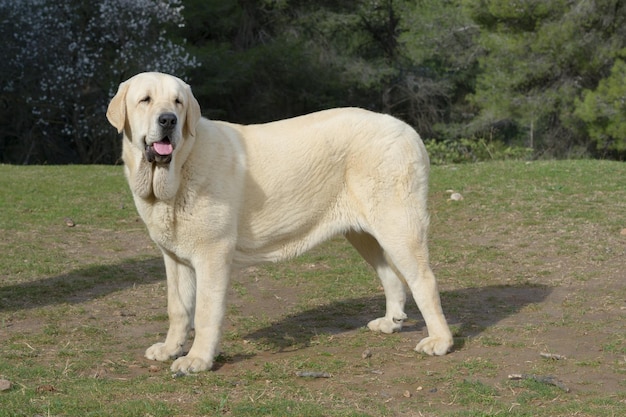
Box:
[1, 160, 626, 416]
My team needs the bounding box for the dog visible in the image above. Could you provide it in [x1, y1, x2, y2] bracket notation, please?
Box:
[106, 72, 453, 373]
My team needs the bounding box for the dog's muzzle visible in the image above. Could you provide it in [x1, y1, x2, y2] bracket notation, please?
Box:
[145, 113, 177, 164]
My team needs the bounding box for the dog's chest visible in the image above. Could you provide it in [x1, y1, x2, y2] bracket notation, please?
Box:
[139, 200, 194, 255]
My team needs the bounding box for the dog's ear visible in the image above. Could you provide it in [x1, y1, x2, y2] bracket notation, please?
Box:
[106, 80, 129, 134]
[184, 84, 201, 138]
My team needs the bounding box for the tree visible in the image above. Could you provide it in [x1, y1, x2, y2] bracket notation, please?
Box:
[179, 0, 366, 123]
[465, 0, 626, 157]
[180, 0, 478, 141]
[575, 57, 626, 155]
[398, 0, 480, 138]
[1, 0, 482, 163]
[0, 0, 197, 164]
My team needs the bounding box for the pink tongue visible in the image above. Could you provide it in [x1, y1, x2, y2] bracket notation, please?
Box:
[153, 140, 173, 156]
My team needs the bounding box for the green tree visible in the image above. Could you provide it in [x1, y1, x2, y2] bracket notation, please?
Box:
[575, 57, 626, 155]
[179, 0, 351, 123]
[180, 0, 478, 141]
[465, 0, 626, 157]
[400, 0, 479, 138]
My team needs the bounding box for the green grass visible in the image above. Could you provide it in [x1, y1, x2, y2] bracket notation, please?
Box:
[1, 161, 625, 416]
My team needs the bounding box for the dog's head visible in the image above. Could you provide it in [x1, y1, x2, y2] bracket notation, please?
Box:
[106, 72, 201, 165]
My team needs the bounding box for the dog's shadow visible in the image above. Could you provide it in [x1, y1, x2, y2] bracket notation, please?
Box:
[240, 283, 551, 353]
[0, 258, 165, 312]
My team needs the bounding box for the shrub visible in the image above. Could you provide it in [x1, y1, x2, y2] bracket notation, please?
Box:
[424, 138, 534, 165]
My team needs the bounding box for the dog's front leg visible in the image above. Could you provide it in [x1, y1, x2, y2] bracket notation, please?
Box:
[170, 251, 231, 373]
[145, 252, 195, 362]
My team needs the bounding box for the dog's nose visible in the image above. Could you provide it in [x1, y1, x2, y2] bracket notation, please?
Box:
[158, 113, 177, 129]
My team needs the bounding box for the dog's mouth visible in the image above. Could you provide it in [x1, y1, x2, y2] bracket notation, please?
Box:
[145, 137, 174, 164]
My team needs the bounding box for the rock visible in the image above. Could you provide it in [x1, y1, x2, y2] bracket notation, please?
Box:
[450, 192, 464, 201]
[361, 349, 372, 359]
[0, 379, 12, 391]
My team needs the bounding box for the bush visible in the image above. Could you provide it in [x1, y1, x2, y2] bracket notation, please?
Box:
[424, 138, 534, 165]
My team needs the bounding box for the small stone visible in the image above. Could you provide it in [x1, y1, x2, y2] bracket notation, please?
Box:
[403, 390, 411, 398]
[361, 349, 372, 359]
[172, 370, 188, 378]
[450, 192, 464, 201]
[148, 365, 160, 373]
[64, 217, 75, 227]
[0, 379, 12, 391]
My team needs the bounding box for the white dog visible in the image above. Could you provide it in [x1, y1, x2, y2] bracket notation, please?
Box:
[106, 72, 453, 373]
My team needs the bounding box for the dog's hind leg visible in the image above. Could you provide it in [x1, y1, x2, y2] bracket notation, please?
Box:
[371, 214, 453, 356]
[345, 231, 408, 334]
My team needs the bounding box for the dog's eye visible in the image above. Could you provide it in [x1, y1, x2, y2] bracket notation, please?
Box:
[140, 96, 151, 104]
[175, 98, 182, 105]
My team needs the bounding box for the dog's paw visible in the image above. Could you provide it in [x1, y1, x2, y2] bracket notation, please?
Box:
[414, 336, 453, 356]
[170, 355, 213, 374]
[367, 315, 405, 334]
[145, 342, 183, 362]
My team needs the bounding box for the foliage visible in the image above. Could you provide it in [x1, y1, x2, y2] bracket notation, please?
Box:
[180, 0, 478, 138]
[575, 57, 626, 155]
[400, 0, 480, 136]
[424, 138, 533, 165]
[465, 0, 626, 158]
[0, 0, 197, 164]
[3, 0, 626, 163]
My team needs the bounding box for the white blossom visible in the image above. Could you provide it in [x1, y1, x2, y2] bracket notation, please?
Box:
[1, 0, 199, 163]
